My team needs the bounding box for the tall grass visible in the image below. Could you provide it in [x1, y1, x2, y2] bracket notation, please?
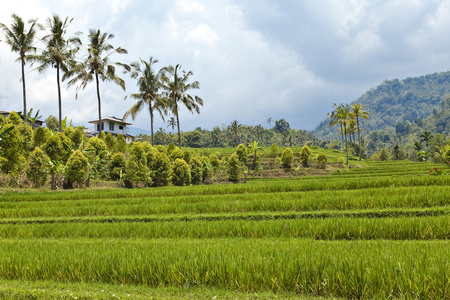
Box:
[0, 214, 447, 240]
[0, 238, 447, 299]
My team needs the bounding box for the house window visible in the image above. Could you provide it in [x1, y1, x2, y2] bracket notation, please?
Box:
[97, 122, 104, 131]
[119, 125, 124, 130]
[109, 123, 114, 131]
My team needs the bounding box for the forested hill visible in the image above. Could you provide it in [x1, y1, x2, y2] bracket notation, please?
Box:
[312, 71, 450, 140]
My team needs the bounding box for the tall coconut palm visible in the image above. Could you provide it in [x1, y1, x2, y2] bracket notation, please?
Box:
[67, 29, 129, 135]
[167, 116, 177, 134]
[123, 57, 167, 146]
[0, 14, 37, 124]
[350, 103, 369, 161]
[31, 15, 80, 132]
[162, 64, 203, 149]
[329, 103, 350, 165]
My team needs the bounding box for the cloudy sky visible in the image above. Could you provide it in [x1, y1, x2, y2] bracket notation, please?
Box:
[1, 0, 450, 133]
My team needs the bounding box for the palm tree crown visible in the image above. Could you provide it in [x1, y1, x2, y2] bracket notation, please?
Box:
[0, 14, 37, 124]
[31, 14, 81, 132]
[123, 57, 167, 146]
[67, 29, 129, 135]
[162, 64, 203, 149]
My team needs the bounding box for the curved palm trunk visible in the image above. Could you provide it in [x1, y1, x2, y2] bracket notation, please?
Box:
[95, 71, 102, 135]
[21, 59, 27, 124]
[56, 62, 63, 132]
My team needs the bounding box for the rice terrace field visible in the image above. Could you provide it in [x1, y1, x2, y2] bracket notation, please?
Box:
[0, 160, 448, 299]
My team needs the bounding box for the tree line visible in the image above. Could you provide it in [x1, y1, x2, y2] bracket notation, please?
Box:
[0, 111, 325, 189]
[0, 14, 202, 149]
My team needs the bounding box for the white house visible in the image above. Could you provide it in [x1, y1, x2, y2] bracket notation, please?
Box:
[88, 116, 134, 143]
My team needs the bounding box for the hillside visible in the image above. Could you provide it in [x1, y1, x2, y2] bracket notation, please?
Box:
[312, 71, 450, 140]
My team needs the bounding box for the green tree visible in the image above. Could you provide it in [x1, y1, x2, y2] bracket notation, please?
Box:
[274, 119, 290, 134]
[64, 150, 89, 187]
[105, 132, 116, 152]
[33, 126, 46, 147]
[124, 57, 167, 146]
[0, 14, 37, 124]
[151, 151, 170, 186]
[190, 156, 202, 185]
[299, 145, 312, 167]
[249, 141, 263, 170]
[116, 133, 127, 154]
[67, 29, 129, 135]
[235, 144, 248, 165]
[109, 152, 126, 181]
[329, 103, 350, 165]
[281, 147, 294, 168]
[350, 103, 369, 161]
[32, 15, 80, 132]
[0, 123, 24, 173]
[317, 152, 327, 169]
[268, 143, 278, 158]
[171, 158, 191, 186]
[125, 142, 150, 187]
[162, 64, 203, 149]
[226, 153, 241, 182]
[26, 147, 50, 187]
[45, 115, 59, 131]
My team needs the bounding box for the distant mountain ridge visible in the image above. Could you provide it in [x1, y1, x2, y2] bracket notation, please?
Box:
[312, 71, 450, 140]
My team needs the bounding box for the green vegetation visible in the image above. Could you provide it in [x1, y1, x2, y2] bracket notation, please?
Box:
[0, 159, 448, 298]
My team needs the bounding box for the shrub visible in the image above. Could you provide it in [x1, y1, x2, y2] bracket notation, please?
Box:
[268, 143, 278, 158]
[0, 123, 24, 173]
[125, 143, 150, 187]
[109, 152, 126, 181]
[87, 136, 108, 159]
[201, 156, 213, 184]
[317, 152, 328, 169]
[151, 151, 170, 186]
[156, 145, 167, 153]
[299, 145, 312, 167]
[379, 147, 390, 161]
[166, 143, 176, 155]
[25, 147, 50, 187]
[190, 156, 202, 185]
[43, 133, 69, 162]
[337, 156, 345, 168]
[281, 148, 294, 168]
[169, 148, 184, 161]
[71, 127, 85, 149]
[105, 132, 116, 152]
[209, 153, 221, 171]
[236, 144, 248, 164]
[33, 126, 46, 147]
[116, 134, 127, 154]
[171, 158, 191, 186]
[64, 150, 89, 188]
[227, 153, 242, 182]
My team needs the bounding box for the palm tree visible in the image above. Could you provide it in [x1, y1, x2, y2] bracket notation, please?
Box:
[329, 103, 350, 165]
[266, 117, 273, 129]
[229, 120, 242, 146]
[419, 131, 433, 160]
[67, 29, 129, 135]
[123, 57, 166, 146]
[31, 15, 81, 132]
[167, 116, 177, 134]
[350, 103, 369, 161]
[0, 14, 37, 124]
[162, 64, 203, 149]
